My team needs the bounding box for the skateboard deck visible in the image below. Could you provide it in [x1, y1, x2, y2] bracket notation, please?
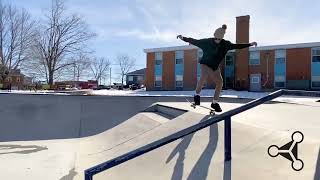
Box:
[185, 98, 215, 115]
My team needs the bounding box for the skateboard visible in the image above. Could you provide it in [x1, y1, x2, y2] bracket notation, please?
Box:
[185, 98, 215, 115]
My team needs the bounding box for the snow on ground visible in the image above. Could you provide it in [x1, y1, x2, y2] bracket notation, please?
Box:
[92, 88, 269, 98]
[91, 88, 320, 104]
[0, 90, 67, 95]
[1, 88, 319, 104]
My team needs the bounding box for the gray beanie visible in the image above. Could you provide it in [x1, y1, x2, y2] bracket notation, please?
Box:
[214, 24, 227, 39]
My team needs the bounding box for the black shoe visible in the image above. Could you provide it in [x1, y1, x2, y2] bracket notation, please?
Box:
[211, 102, 222, 112]
[194, 95, 200, 105]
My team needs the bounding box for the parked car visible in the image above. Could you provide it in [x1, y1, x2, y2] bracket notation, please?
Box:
[129, 84, 138, 90]
[97, 85, 111, 90]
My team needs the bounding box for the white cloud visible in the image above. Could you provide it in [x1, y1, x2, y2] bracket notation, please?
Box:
[124, 0, 320, 45]
[68, 4, 134, 26]
[65, 0, 320, 46]
[114, 28, 177, 42]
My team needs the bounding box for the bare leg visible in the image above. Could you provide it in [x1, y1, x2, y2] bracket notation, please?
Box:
[208, 68, 223, 102]
[195, 64, 209, 94]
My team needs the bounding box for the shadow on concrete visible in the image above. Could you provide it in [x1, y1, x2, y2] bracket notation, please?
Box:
[59, 168, 78, 180]
[166, 116, 219, 180]
[0, 144, 48, 155]
[314, 148, 320, 180]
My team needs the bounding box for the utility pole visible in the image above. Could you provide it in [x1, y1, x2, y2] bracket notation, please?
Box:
[110, 67, 112, 87]
[73, 60, 76, 88]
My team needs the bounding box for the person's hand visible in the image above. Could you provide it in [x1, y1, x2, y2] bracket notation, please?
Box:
[250, 42, 257, 47]
[177, 35, 183, 40]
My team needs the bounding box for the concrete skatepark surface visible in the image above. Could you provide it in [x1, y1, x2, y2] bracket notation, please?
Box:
[0, 93, 319, 180]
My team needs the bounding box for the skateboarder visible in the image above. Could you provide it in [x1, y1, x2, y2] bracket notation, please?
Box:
[177, 24, 257, 112]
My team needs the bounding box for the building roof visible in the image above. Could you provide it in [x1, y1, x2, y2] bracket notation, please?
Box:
[0, 66, 23, 76]
[144, 42, 320, 53]
[127, 68, 146, 76]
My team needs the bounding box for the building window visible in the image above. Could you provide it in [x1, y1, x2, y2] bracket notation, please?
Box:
[276, 58, 285, 64]
[175, 75, 183, 87]
[176, 59, 183, 64]
[312, 81, 320, 87]
[249, 51, 260, 65]
[175, 51, 184, 64]
[225, 55, 233, 66]
[16, 77, 21, 82]
[137, 76, 143, 81]
[275, 50, 286, 88]
[155, 52, 163, 65]
[275, 75, 286, 88]
[312, 48, 320, 88]
[155, 75, 162, 87]
[313, 56, 320, 62]
[175, 51, 184, 89]
[311, 76, 320, 87]
[155, 52, 162, 60]
[6, 77, 11, 82]
[176, 81, 183, 87]
[275, 82, 285, 87]
[128, 76, 133, 81]
[251, 76, 260, 84]
[155, 60, 162, 65]
[154, 52, 163, 87]
[312, 49, 320, 62]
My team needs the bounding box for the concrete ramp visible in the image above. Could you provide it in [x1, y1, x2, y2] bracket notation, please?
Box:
[90, 120, 320, 180]
[0, 94, 319, 180]
[0, 94, 192, 180]
[0, 95, 188, 142]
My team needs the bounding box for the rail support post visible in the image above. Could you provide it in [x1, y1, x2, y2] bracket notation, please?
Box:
[224, 116, 232, 161]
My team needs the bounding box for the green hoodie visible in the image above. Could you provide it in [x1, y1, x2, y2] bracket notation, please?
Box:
[182, 37, 252, 70]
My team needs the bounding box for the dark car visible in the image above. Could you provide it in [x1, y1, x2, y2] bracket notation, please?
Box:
[97, 85, 111, 90]
[129, 84, 140, 90]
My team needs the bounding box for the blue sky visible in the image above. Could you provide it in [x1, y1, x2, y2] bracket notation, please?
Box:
[4, 0, 320, 83]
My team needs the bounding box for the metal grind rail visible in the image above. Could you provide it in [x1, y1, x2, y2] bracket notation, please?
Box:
[84, 89, 320, 180]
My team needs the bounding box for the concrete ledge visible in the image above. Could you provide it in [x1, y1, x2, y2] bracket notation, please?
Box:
[144, 104, 187, 119]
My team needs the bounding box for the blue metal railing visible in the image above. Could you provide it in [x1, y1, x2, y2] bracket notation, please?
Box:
[84, 89, 320, 180]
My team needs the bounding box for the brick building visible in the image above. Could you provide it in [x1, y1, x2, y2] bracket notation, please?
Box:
[144, 15, 320, 91]
[0, 68, 31, 90]
[126, 68, 146, 86]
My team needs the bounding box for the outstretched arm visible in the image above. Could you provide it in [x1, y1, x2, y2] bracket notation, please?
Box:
[229, 42, 257, 50]
[177, 35, 203, 47]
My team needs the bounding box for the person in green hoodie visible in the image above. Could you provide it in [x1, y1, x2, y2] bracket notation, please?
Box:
[177, 24, 257, 112]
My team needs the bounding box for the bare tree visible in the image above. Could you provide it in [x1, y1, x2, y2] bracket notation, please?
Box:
[65, 52, 91, 82]
[90, 57, 110, 85]
[116, 54, 135, 86]
[30, 0, 95, 85]
[73, 54, 91, 82]
[0, 1, 35, 82]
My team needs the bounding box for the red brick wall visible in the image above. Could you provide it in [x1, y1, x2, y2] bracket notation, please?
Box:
[249, 50, 275, 89]
[235, 15, 250, 90]
[184, 49, 198, 90]
[162, 51, 175, 90]
[146, 52, 155, 90]
[286, 48, 311, 80]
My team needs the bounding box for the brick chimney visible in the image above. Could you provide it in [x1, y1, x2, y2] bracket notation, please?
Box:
[235, 15, 250, 90]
